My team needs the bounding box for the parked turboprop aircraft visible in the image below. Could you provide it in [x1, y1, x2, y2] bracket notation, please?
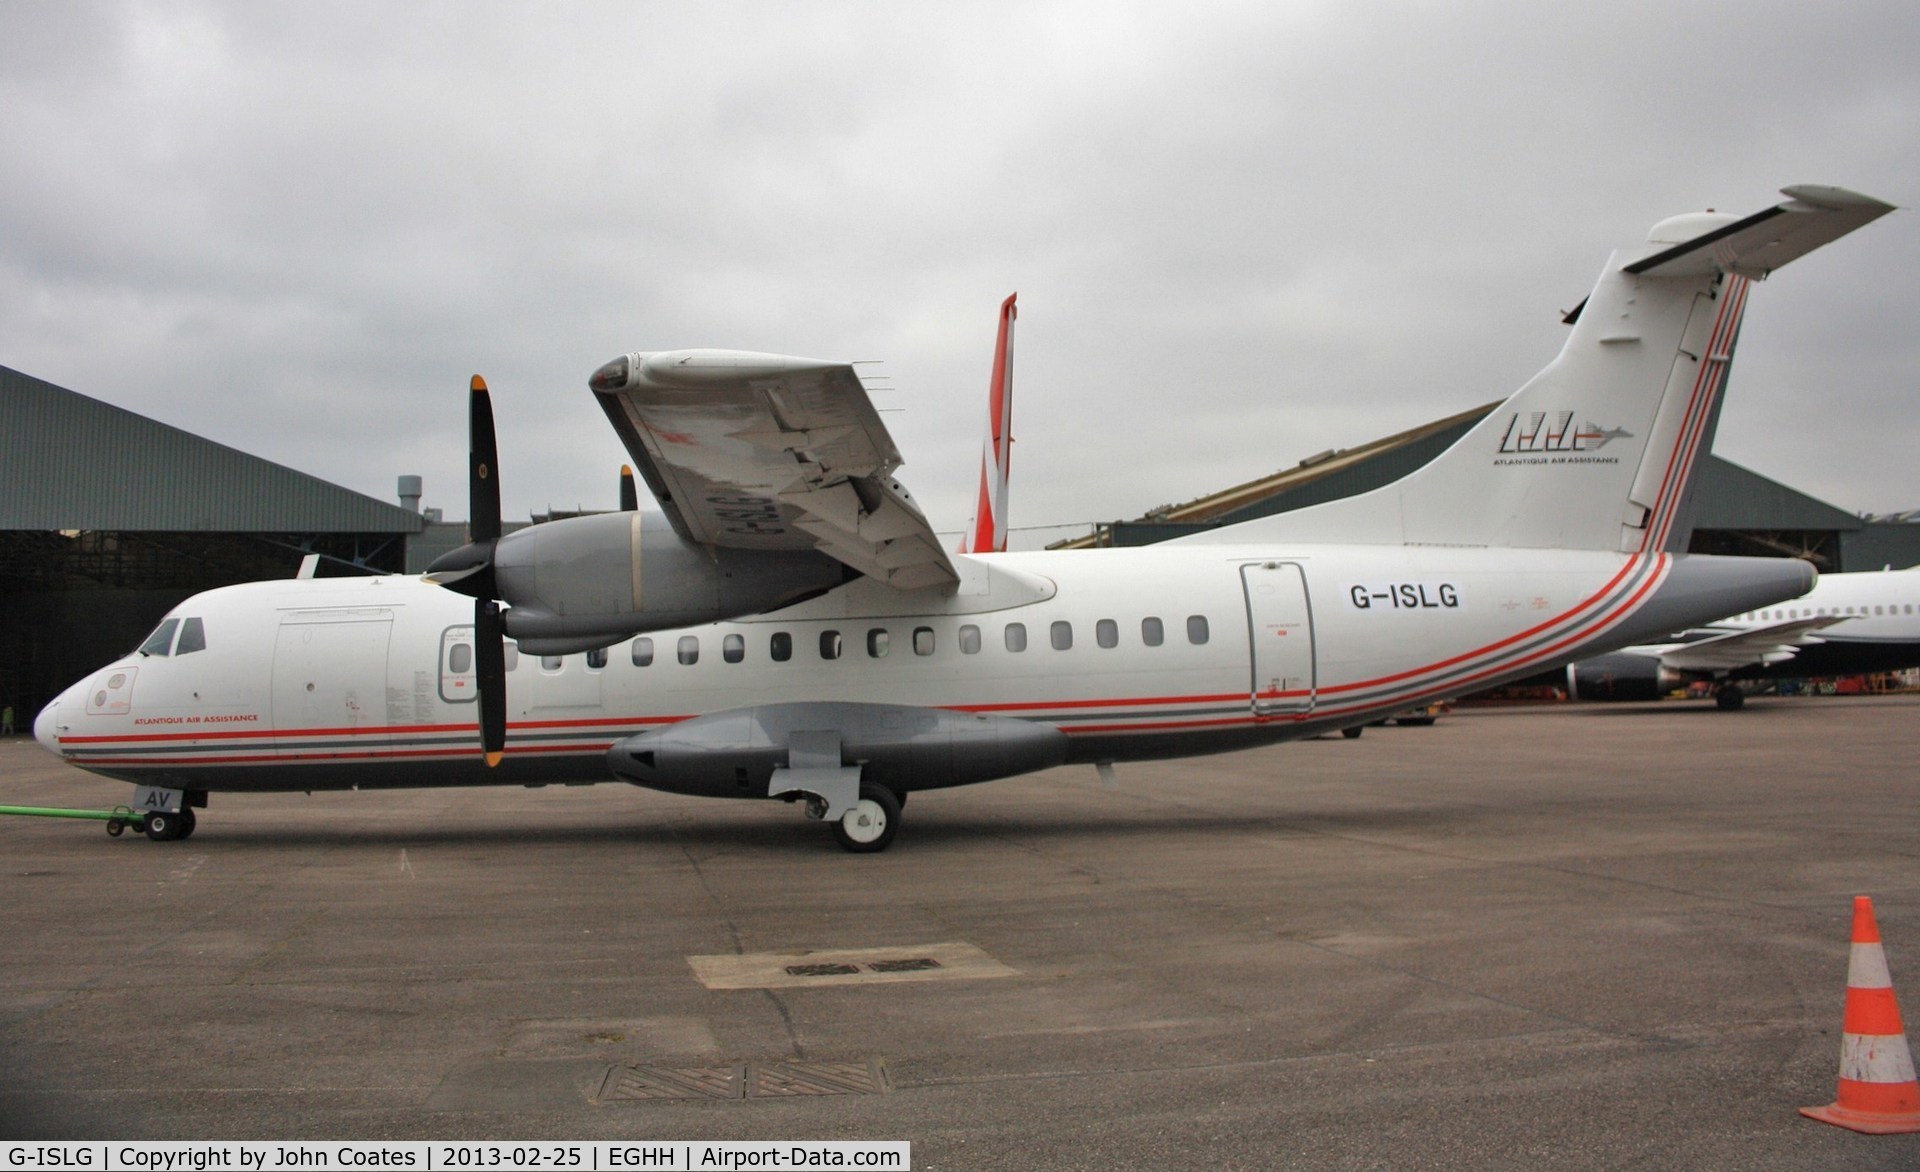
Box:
[1561, 564, 1920, 708]
[33, 186, 1894, 850]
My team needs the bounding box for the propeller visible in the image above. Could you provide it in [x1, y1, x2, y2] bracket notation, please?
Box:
[620, 464, 639, 512]
[426, 376, 508, 767]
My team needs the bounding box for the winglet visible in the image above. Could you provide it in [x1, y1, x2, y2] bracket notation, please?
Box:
[963, 293, 1018, 554]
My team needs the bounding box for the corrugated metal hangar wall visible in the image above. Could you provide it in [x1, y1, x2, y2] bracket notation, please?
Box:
[1, 364, 426, 718]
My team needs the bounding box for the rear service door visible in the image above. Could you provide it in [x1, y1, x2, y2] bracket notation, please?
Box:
[1241, 562, 1315, 716]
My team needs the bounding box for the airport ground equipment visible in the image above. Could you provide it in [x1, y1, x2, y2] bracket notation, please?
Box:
[0, 803, 154, 837]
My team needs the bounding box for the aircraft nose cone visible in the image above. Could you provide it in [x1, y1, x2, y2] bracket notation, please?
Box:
[33, 697, 65, 756]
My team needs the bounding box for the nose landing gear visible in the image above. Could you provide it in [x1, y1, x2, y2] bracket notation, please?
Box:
[142, 807, 197, 841]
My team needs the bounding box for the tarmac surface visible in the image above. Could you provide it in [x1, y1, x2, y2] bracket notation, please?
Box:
[4, 696, 1920, 1168]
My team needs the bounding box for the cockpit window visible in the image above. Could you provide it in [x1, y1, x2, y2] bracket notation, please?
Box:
[175, 617, 207, 655]
[138, 618, 180, 657]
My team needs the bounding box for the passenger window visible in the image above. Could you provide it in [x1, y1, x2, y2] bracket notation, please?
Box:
[820, 630, 843, 660]
[868, 628, 890, 658]
[959, 624, 981, 654]
[541, 655, 564, 671]
[1141, 617, 1164, 647]
[1051, 621, 1073, 650]
[723, 633, 745, 663]
[631, 637, 653, 667]
[1005, 622, 1027, 652]
[586, 647, 608, 670]
[176, 617, 207, 655]
[1187, 615, 1210, 645]
[913, 627, 935, 656]
[449, 643, 473, 674]
[1096, 619, 1118, 649]
[677, 636, 699, 666]
[138, 618, 179, 657]
[771, 632, 793, 662]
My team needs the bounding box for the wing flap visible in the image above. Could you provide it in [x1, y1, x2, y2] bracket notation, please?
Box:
[592, 349, 959, 591]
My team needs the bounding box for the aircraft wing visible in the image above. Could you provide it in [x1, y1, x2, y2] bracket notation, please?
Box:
[1654, 616, 1850, 672]
[590, 349, 959, 592]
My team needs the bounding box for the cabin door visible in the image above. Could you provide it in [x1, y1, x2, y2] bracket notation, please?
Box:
[1240, 562, 1315, 716]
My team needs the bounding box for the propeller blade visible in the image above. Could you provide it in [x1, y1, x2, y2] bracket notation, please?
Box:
[469, 375, 502, 545]
[475, 599, 506, 767]
[619, 464, 639, 512]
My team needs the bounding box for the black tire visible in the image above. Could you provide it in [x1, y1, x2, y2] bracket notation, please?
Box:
[176, 807, 198, 839]
[143, 811, 186, 842]
[831, 783, 901, 853]
[1341, 726, 1364, 739]
[1715, 687, 1745, 711]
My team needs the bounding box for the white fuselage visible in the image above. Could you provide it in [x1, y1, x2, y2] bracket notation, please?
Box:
[36, 541, 1765, 796]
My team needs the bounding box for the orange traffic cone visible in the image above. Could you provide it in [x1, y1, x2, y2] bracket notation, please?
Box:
[1801, 895, 1920, 1134]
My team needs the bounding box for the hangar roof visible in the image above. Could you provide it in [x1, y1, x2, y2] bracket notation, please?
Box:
[1, 364, 424, 534]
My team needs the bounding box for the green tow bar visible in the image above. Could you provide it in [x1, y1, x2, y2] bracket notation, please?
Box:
[0, 804, 148, 836]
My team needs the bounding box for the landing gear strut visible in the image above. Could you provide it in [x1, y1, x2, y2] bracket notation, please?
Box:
[831, 783, 901, 853]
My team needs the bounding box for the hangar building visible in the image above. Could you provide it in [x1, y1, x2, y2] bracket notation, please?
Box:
[1, 364, 430, 718]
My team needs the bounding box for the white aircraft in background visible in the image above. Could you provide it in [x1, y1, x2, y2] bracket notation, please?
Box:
[1560, 564, 1920, 708]
[34, 186, 1894, 850]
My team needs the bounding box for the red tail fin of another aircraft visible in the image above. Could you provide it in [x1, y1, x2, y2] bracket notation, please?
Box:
[961, 293, 1017, 554]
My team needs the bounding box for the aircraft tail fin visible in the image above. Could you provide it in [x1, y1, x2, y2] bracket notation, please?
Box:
[1178, 186, 1893, 553]
[960, 294, 1017, 554]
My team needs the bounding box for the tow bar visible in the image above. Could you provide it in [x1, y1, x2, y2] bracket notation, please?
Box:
[0, 804, 149, 836]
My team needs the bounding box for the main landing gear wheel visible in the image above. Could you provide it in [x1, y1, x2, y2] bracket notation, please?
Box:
[1714, 685, 1746, 711]
[1341, 726, 1364, 739]
[831, 783, 901, 853]
[143, 807, 195, 842]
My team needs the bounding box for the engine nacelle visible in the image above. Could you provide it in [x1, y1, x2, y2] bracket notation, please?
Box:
[492, 511, 847, 655]
[1565, 652, 1688, 702]
[607, 702, 1071, 797]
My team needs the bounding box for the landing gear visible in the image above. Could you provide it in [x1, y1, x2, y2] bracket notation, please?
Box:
[1341, 726, 1364, 739]
[831, 783, 901, 853]
[143, 807, 195, 842]
[1714, 683, 1746, 711]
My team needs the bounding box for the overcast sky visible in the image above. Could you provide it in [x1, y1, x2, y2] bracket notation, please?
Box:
[4, 1, 1916, 546]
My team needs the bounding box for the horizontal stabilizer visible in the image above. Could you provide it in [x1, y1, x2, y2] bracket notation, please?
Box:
[1625, 186, 1895, 279]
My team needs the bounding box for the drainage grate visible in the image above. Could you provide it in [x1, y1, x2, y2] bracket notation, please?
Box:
[596, 1059, 889, 1103]
[785, 963, 862, 977]
[752, 1060, 890, 1098]
[867, 957, 942, 973]
[596, 1065, 742, 1101]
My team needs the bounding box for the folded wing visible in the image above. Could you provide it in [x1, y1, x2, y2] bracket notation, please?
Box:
[590, 349, 959, 592]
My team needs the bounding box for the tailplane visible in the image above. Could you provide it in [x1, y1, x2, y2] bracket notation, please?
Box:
[1179, 186, 1893, 552]
[960, 293, 1018, 554]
